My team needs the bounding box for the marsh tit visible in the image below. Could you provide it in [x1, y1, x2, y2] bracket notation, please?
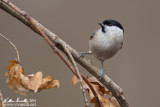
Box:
[79, 19, 124, 79]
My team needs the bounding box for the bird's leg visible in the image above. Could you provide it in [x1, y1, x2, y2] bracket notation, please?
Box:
[79, 50, 92, 58]
[99, 61, 105, 79]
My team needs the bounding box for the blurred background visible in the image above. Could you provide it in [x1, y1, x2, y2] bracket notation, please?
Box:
[0, 0, 160, 107]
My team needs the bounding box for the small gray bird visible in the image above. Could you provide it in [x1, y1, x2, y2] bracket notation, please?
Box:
[79, 19, 124, 79]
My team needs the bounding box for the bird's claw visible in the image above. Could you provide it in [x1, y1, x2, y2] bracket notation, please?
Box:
[79, 52, 86, 58]
[99, 68, 105, 79]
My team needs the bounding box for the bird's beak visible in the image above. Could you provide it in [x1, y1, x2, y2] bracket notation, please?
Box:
[98, 22, 104, 27]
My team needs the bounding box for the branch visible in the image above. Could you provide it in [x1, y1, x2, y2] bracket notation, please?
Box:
[0, 33, 20, 63]
[22, 13, 91, 107]
[63, 46, 90, 107]
[0, 0, 129, 107]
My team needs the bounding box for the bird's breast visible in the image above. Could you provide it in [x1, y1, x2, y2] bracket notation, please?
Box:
[89, 33, 122, 61]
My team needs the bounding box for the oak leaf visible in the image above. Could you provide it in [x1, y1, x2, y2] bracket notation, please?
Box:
[91, 96, 118, 107]
[6, 60, 60, 95]
[72, 75, 118, 107]
[72, 75, 80, 86]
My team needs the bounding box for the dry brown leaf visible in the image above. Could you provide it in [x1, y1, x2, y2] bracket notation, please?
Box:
[6, 60, 60, 95]
[91, 96, 118, 107]
[39, 76, 60, 90]
[109, 96, 120, 107]
[92, 82, 111, 95]
[72, 75, 79, 86]
[72, 75, 117, 107]
[87, 76, 111, 95]
[6, 60, 29, 95]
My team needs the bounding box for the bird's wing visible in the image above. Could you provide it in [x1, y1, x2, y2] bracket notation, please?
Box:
[90, 32, 96, 40]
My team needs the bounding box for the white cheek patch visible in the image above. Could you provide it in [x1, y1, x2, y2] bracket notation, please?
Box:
[105, 26, 123, 37]
[106, 26, 122, 34]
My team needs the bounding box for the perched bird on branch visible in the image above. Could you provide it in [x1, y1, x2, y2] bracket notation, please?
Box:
[80, 19, 124, 79]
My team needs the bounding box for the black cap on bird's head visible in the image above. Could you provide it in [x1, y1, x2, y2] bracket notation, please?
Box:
[99, 19, 124, 33]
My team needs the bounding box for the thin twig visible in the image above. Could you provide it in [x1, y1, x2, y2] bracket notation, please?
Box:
[82, 76, 102, 106]
[0, 0, 129, 106]
[0, 33, 20, 63]
[63, 46, 90, 107]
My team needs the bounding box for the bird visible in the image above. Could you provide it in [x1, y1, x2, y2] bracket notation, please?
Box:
[79, 19, 124, 79]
